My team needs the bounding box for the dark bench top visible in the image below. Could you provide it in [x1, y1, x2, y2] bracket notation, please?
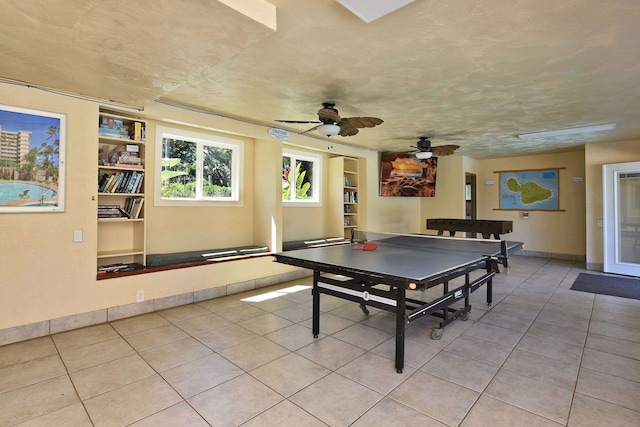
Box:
[282, 237, 350, 251]
[146, 245, 270, 267]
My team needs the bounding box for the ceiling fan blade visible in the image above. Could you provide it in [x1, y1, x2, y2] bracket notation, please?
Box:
[338, 123, 359, 136]
[275, 120, 321, 124]
[343, 117, 383, 128]
[415, 130, 465, 140]
[318, 107, 341, 123]
[431, 145, 460, 156]
[301, 124, 321, 134]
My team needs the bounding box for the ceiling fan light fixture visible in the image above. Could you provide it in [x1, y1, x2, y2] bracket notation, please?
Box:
[518, 123, 616, 140]
[317, 123, 341, 137]
[415, 151, 433, 159]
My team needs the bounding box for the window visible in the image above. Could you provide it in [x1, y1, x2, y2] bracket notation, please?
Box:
[155, 126, 243, 206]
[282, 149, 321, 205]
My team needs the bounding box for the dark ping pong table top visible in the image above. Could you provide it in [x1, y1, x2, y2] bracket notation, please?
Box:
[275, 233, 522, 284]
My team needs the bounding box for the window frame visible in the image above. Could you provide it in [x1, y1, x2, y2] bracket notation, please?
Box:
[155, 126, 244, 207]
[282, 148, 322, 207]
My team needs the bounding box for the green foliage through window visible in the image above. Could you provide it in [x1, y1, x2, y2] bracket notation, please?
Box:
[159, 130, 239, 202]
[282, 151, 320, 204]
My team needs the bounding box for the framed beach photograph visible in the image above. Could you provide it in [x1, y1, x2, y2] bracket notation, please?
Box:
[379, 151, 438, 197]
[0, 104, 66, 212]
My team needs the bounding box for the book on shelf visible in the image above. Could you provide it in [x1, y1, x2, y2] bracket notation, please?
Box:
[111, 173, 125, 192]
[98, 173, 110, 191]
[98, 204, 129, 218]
[98, 173, 114, 192]
[98, 171, 144, 193]
[99, 127, 130, 139]
[130, 121, 144, 141]
[123, 197, 144, 219]
[98, 117, 146, 142]
[99, 144, 143, 169]
[97, 262, 144, 274]
[132, 198, 144, 219]
[133, 173, 144, 193]
[343, 191, 358, 203]
[117, 157, 142, 168]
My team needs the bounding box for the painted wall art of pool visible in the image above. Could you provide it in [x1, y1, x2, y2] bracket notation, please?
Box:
[0, 182, 58, 204]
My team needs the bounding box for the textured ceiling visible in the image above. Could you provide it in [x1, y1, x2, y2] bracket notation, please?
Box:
[1, 0, 639, 159]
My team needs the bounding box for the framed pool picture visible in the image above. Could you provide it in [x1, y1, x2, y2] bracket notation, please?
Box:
[0, 104, 66, 213]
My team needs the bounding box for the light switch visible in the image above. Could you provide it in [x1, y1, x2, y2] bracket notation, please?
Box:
[73, 229, 83, 243]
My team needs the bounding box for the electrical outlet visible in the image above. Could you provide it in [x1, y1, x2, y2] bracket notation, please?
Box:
[136, 290, 144, 302]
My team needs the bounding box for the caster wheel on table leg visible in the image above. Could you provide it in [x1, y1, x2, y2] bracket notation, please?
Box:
[430, 328, 443, 340]
[460, 312, 469, 321]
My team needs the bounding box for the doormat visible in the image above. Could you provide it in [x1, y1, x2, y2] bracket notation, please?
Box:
[570, 273, 640, 300]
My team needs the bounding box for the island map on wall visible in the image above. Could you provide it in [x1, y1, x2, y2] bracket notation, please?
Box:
[499, 169, 559, 210]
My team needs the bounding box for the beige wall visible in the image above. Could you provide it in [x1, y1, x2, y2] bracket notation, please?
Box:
[1, 85, 100, 330]
[364, 151, 423, 233]
[253, 137, 282, 251]
[419, 155, 467, 232]
[0, 85, 307, 330]
[585, 139, 640, 269]
[474, 151, 586, 257]
[281, 146, 332, 242]
[144, 119, 257, 254]
[1, 81, 637, 333]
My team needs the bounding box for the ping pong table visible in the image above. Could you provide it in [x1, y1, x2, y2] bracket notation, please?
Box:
[273, 230, 523, 373]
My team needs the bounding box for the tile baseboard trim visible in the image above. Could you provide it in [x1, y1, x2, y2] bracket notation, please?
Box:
[0, 269, 312, 347]
[516, 251, 586, 263]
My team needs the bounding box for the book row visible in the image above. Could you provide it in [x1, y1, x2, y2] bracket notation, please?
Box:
[98, 198, 144, 219]
[99, 144, 142, 168]
[98, 204, 128, 218]
[97, 262, 144, 275]
[344, 191, 358, 203]
[98, 170, 144, 194]
[123, 197, 145, 219]
[99, 117, 146, 141]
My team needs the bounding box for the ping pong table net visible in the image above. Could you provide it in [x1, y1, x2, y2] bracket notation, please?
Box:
[352, 229, 499, 245]
[351, 229, 510, 263]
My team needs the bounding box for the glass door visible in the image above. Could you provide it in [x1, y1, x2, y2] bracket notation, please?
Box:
[603, 161, 640, 276]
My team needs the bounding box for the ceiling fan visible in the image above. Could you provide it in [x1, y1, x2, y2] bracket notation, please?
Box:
[410, 137, 460, 159]
[276, 102, 383, 137]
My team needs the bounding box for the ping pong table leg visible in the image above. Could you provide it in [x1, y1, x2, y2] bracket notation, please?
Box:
[395, 286, 406, 374]
[487, 274, 493, 306]
[312, 270, 320, 338]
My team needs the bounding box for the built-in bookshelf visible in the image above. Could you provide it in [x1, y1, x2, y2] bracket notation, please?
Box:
[330, 156, 363, 238]
[97, 110, 147, 276]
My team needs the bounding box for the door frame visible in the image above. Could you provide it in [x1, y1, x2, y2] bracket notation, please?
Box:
[465, 173, 477, 220]
[603, 161, 640, 276]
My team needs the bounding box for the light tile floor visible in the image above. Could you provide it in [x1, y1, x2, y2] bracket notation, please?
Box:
[1, 256, 640, 426]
